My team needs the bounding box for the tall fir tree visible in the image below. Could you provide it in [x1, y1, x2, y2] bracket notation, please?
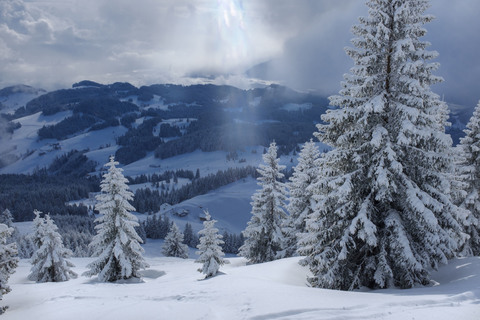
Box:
[0, 224, 18, 315]
[84, 156, 148, 282]
[299, 0, 466, 290]
[282, 139, 320, 258]
[29, 215, 77, 282]
[455, 100, 480, 255]
[196, 210, 228, 278]
[162, 222, 189, 259]
[240, 142, 287, 263]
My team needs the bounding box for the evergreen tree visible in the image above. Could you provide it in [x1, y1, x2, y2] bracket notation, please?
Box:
[30, 210, 46, 250]
[456, 100, 480, 255]
[28, 215, 77, 282]
[299, 0, 466, 290]
[0, 224, 18, 314]
[282, 139, 320, 258]
[183, 223, 198, 248]
[162, 222, 189, 258]
[196, 211, 228, 278]
[240, 142, 287, 263]
[0, 209, 19, 244]
[83, 156, 148, 282]
[0, 209, 14, 227]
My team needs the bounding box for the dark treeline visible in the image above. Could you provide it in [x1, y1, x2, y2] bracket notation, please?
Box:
[115, 117, 164, 164]
[132, 166, 257, 213]
[221, 231, 245, 254]
[48, 149, 97, 177]
[127, 169, 196, 185]
[38, 114, 97, 140]
[154, 121, 317, 159]
[142, 215, 243, 253]
[37, 98, 138, 140]
[0, 172, 99, 221]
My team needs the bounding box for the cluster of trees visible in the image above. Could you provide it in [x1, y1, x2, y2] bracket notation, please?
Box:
[221, 231, 245, 254]
[14, 82, 137, 118]
[37, 96, 138, 141]
[142, 215, 243, 254]
[127, 169, 199, 185]
[142, 214, 174, 240]
[38, 114, 97, 140]
[154, 122, 314, 159]
[81, 156, 228, 281]
[0, 172, 98, 221]
[115, 117, 164, 164]
[240, 0, 480, 291]
[47, 149, 97, 177]
[132, 166, 257, 213]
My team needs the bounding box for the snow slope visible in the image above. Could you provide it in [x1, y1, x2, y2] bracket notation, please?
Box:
[0, 111, 127, 174]
[3, 252, 479, 320]
[159, 177, 258, 234]
[0, 85, 46, 115]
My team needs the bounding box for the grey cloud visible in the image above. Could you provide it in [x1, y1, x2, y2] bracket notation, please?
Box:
[0, 0, 478, 107]
[252, 0, 480, 106]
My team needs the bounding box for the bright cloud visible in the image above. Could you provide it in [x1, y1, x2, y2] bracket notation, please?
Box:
[0, 0, 479, 106]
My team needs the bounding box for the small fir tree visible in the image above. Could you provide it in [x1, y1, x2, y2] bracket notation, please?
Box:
[30, 210, 46, 250]
[0, 209, 14, 227]
[0, 209, 18, 243]
[282, 140, 320, 258]
[0, 224, 18, 315]
[83, 156, 148, 282]
[240, 142, 287, 263]
[300, 0, 466, 290]
[29, 215, 77, 282]
[196, 211, 228, 278]
[456, 100, 480, 255]
[162, 222, 189, 258]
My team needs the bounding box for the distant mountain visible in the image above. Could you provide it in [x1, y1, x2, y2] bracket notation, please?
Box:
[0, 81, 330, 173]
[0, 84, 46, 114]
[0, 81, 474, 225]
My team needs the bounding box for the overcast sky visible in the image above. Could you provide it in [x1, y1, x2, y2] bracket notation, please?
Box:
[1, 0, 479, 106]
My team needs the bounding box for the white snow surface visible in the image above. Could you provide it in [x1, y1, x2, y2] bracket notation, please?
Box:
[2, 250, 479, 320]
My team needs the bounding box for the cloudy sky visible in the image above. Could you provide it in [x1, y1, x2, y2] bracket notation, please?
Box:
[1, 0, 479, 106]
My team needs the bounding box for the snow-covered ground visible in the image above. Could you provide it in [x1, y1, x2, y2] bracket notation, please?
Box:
[3, 247, 479, 320]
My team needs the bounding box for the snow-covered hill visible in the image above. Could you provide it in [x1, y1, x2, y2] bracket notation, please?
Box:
[0, 85, 46, 115]
[2, 251, 479, 320]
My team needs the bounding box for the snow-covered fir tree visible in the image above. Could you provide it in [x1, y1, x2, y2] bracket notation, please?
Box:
[0, 224, 18, 315]
[162, 222, 189, 259]
[0, 209, 14, 227]
[282, 139, 320, 258]
[0, 209, 18, 244]
[455, 100, 480, 255]
[196, 210, 228, 278]
[240, 142, 287, 263]
[30, 210, 46, 250]
[299, 0, 466, 290]
[28, 215, 77, 282]
[84, 156, 148, 282]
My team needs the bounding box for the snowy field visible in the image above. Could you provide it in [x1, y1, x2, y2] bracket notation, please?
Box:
[2, 246, 479, 320]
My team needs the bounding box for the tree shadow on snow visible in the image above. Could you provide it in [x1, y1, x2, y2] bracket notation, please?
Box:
[197, 271, 226, 281]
